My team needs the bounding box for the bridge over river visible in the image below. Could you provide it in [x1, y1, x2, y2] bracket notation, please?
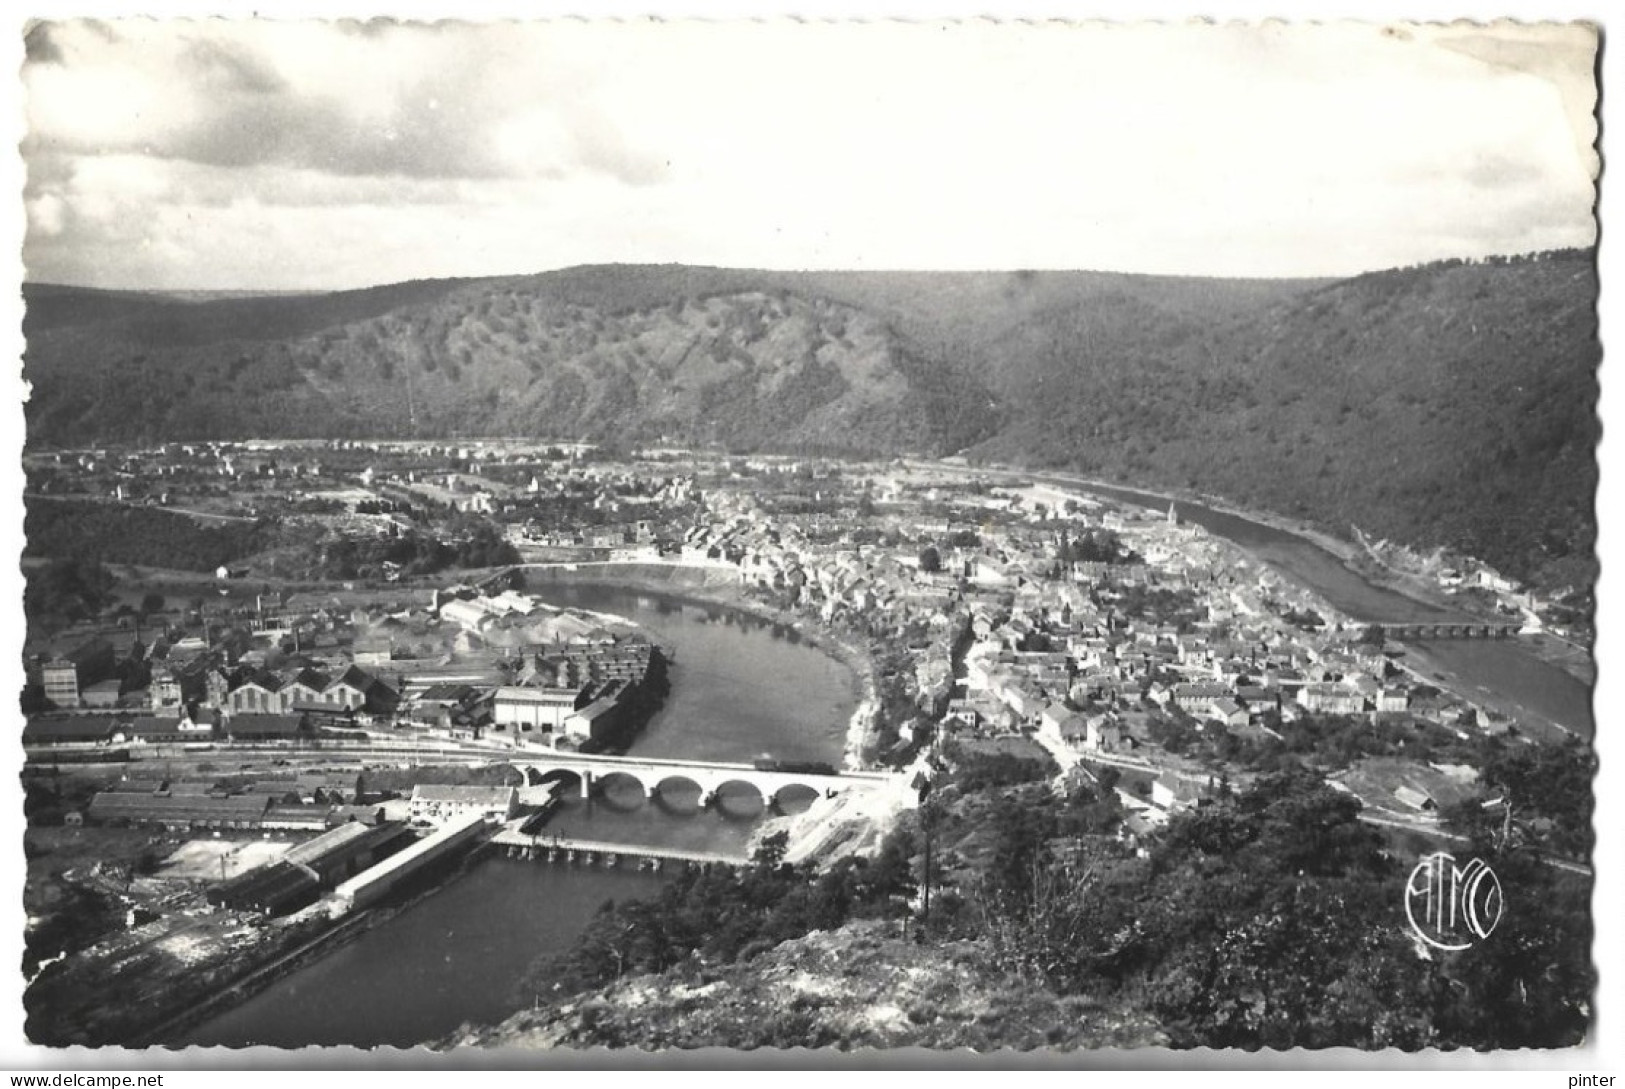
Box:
[1364, 619, 1527, 641]
[513, 749, 901, 809]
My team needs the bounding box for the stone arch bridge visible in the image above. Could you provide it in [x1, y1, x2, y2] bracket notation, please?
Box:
[513, 750, 899, 809]
[1368, 620, 1524, 641]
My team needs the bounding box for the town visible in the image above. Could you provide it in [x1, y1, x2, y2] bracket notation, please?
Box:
[20, 439, 1594, 1046]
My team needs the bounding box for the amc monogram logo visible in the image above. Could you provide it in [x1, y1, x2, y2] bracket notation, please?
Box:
[1405, 852, 1504, 951]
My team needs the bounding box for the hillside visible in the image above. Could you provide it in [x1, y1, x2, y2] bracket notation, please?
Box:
[971, 251, 1600, 592]
[447, 918, 1165, 1051]
[22, 251, 1599, 588]
[23, 274, 1000, 458]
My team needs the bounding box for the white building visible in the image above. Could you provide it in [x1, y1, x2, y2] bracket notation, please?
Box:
[492, 686, 583, 735]
[408, 784, 518, 826]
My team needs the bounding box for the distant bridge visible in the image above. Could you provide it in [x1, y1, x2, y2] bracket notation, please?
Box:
[1365, 620, 1524, 641]
[511, 749, 899, 809]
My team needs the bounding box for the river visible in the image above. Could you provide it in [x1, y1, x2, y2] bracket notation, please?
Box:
[181, 584, 858, 1048]
[1049, 475, 1594, 738]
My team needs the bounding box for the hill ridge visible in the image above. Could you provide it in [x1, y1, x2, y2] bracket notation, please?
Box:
[21, 250, 1599, 590]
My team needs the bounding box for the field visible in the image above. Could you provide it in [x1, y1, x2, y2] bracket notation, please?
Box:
[160, 838, 294, 881]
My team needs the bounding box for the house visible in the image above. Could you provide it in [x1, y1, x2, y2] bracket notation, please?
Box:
[1300, 682, 1365, 716]
[353, 636, 394, 667]
[79, 679, 124, 710]
[409, 784, 517, 825]
[1207, 698, 1249, 729]
[1151, 772, 1212, 812]
[1037, 701, 1073, 741]
[1377, 687, 1411, 714]
[997, 679, 1046, 723]
[409, 683, 481, 726]
[203, 669, 231, 709]
[1172, 681, 1229, 715]
[1086, 716, 1123, 752]
[1046, 710, 1092, 749]
[148, 669, 184, 712]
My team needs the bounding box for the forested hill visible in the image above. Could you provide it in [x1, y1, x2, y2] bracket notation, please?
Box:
[22, 250, 1599, 589]
[972, 251, 1600, 593]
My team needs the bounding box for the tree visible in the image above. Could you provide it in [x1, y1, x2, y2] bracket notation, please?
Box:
[752, 830, 789, 869]
[140, 592, 166, 616]
[25, 558, 116, 621]
[918, 545, 942, 573]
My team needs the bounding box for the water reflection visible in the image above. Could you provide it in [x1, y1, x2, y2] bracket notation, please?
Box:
[182, 583, 851, 1048]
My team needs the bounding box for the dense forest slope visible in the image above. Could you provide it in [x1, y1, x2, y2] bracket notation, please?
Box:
[24, 271, 998, 459]
[973, 252, 1600, 592]
[22, 251, 1599, 588]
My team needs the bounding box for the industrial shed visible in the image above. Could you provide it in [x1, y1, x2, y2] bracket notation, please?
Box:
[208, 861, 321, 915]
[283, 820, 413, 885]
[86, 792, 274, 830]
[222, 713, 308, 741]
[22, 716, 117, 747]
[208, 820, 412, 914]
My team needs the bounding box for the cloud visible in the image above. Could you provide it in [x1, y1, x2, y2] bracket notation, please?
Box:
[181, 35, 287, 95]
[23, 21, 669, 186]
[23, 23, 64, 66]
[1463, 151, 1549, 191]
[18, 19, 1599, 290]
[27, 193, 65, 237]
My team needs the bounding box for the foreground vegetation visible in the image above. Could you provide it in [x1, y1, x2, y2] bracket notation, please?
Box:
[495, 752, 1592, 1050]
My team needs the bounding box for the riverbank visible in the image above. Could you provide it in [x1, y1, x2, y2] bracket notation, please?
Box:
[157, 836, 495, 1048]
[1394, 638, 1589, 744]
[139, 909, 372, 1047]
[1047, 469, 1475, 607]
[958, 464, 1597, 735]
[520, 562, 882, 771]
[749, 781, 911, 869]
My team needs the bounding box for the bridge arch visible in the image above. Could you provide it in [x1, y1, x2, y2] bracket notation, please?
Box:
[772, 781, 822, 811]
[505, 754, 892, 817]
[593, 769, 650, 801]
[709, 777, 770, 815]
[522, 765, 585, 792]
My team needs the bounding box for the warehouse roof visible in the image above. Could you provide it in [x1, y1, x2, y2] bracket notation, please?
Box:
[87, 792, 273, 822]
[22, 717, 116, 745]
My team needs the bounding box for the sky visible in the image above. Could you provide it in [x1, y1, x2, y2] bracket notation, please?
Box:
[19, 18, 1601, 290]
